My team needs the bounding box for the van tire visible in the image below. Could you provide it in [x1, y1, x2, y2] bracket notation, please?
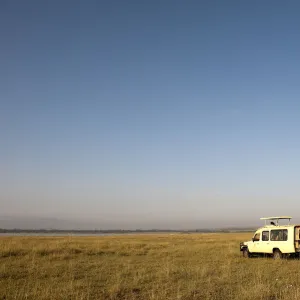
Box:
[273, 249, 282, 260]
[242, 248, 251, 258]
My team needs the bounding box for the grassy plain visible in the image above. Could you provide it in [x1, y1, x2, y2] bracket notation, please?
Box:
[1, 233, 300, 300]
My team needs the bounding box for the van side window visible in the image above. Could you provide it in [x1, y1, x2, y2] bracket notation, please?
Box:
[262, 231, 269, 241]
[271, 229, 288, 241]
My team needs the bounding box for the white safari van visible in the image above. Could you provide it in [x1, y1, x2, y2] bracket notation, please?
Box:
[240, 216, 300, 259]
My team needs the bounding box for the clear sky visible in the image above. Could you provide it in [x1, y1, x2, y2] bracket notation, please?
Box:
[1, 1, 300, 229]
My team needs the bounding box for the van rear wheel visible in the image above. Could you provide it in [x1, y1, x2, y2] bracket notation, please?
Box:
[273, 249, 282, 260]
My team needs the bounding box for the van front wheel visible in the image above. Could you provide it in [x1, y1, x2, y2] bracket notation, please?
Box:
[242, 248, 251, 258]
[273, 249, 282, 260]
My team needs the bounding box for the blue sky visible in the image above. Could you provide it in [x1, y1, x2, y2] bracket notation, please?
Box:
[1, 1, 300, 228]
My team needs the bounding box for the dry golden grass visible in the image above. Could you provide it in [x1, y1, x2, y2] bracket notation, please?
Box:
[1, 233, 300, 299]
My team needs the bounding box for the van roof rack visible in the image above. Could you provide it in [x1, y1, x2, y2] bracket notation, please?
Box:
[260, 216, 292, 226]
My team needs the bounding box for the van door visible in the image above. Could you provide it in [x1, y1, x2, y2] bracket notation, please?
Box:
[270, 229, 289, 253]
[294, 226, 300, 252]
[260, 230, 272, 253]
[252, 231, 261, 253]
